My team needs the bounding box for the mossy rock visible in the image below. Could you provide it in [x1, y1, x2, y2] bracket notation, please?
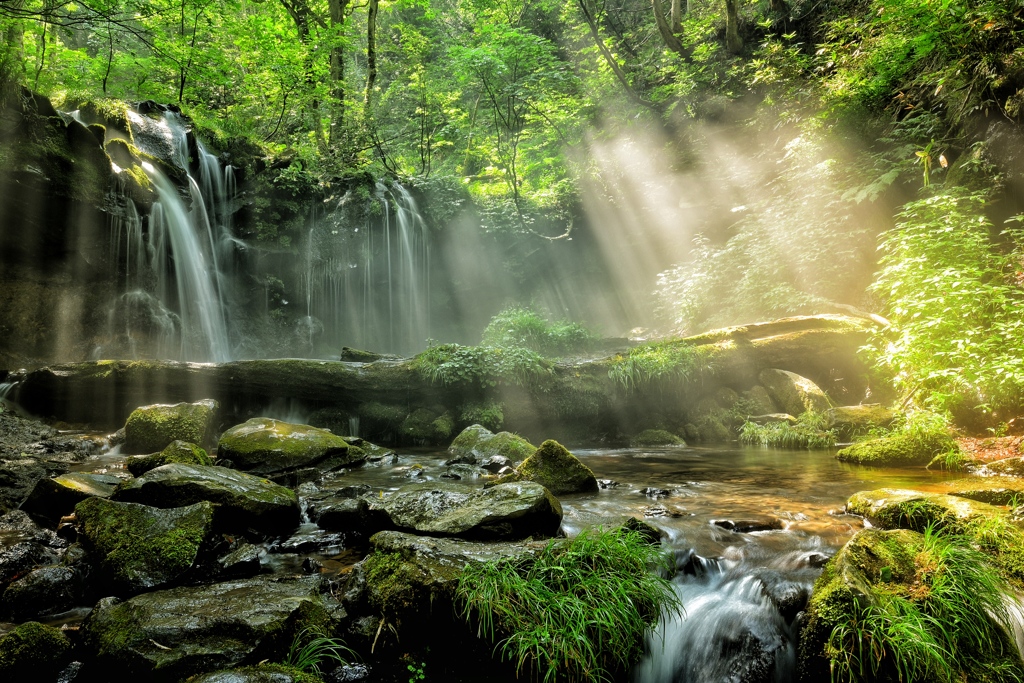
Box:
[76, 497, 215, 593]
[399, 408, 454, 444]
[0, 621, 71, 679]
[20, 471, 121, 525]
[359, 402, 407, 434]
[798, 528, 924, 680]
[339, 346, 384, 362]
[825, 404, 896, 440]
[112, 464, 299, 535]
[984, 457, 1024, 477]
[458, 401, 504, 432]
[740, 385, 779, 415]
[845, 488, 1004, 533]
[759, 369, 831, 416]
[935, 477, 1024, 506]
[127, 440, 211, 477]
[217, 418, 360, 475]
[630, 429, 685, 447]
[835, 431, 956, 467]
[491, 439, 598, 495]
[305, 407, 353, 436]
[693, 413, 733, 442]
[447, 424, 536, 465]
[124, 400, 219, 454]
[82, 575, 337, 682]
[187, 663, 325, 682]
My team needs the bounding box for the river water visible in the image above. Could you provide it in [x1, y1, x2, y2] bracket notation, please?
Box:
[71, 442, 954, 682]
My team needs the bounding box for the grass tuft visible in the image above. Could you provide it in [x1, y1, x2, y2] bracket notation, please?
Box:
[739, 411, 837, 449]
[282, 626, 355, 676]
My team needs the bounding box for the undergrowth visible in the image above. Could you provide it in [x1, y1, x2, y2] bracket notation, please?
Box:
[826, 526, 1023, 683]
[456, 526, 681, 682]
[739, 412, 837, 449]
[481, 306, 597, 357]
[415, 342, 550, 388]
[608, 340, 722, 391]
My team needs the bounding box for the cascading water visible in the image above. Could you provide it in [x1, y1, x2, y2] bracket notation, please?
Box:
[300, 181, 431, 357]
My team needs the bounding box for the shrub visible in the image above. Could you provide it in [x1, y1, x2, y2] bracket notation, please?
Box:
[414, 342, 550, 388]
[481, 306, 597, 357]
[739, 412, 837, 449]
[456, 526, 681, 682]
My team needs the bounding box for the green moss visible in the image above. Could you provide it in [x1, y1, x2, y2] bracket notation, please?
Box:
[0, 621, 71, 678]
[127, 440, 211, 477]
[836, 431, 957, 466]
[364, 551, 425, 617]
[459, 402, 504, 432]
[630, 429, 685, 447]
[608, 339, 723, 391]
[75, 497, 214, 591]
[495, 439, 598, 495]
[123, 401, 217, 454]
[398, 408, 454, 444]
[188, 663, 326, 682]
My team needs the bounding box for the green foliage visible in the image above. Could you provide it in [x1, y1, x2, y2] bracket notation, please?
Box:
[868, 190, 1024, 417]
[825, 526, 1023, 683]
[415, 341, 550, 388]
[837, 411, 959, 467]
[459, 401, 505, 432]
[456, 526, 681, 683]
[480, 306, 596, 357]
[739, 412, 837, 449]
[282, 626, 355, 676]
[608, 339, 720, 391]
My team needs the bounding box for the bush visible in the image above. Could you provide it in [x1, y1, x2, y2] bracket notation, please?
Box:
[456, 526, 681, 682]
[481, 306, 597, 357]
[414, 342, 550, 388]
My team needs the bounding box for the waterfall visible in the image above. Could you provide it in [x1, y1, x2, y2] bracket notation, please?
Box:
[301, 181, 431, 357]
[99, 109, 234, 362]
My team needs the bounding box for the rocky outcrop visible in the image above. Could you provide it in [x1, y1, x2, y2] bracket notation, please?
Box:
[845, 488, 1002, 531]
[124, 400, 219, 454]
[75, 497, 215, 593]
[112, 464, 299, 535]
[490, 439, 598, 495]
[21, 471, 121, 525]
[217, 418, 361, 475]
[371, 481, 562, 540]
[934, 477, 1024, 506]
[82, 575, 341, 681]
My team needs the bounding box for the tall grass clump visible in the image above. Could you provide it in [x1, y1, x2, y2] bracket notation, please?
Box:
[739, 411, 837, 449]
[608, 340, 721, 391]
[282, 626, 355, 676]
[826, 527, 1024, 683]
[456, 526, 681, 682]
[481, 306, 597, 357]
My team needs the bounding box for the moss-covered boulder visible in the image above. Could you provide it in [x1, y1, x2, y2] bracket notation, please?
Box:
[490, 439, 598, 495]
[835, 431, 956, 467]
[188, 664, 324, 683]
[825, 404, 896, 440]
[845, 488, 1003, 532]
[983, 456, 1024, 477]
[446, 424, 536, 465]
[372, 481, 562, 540]
[630, 429, 685, 447]
[935, 477, 1024, 506]
[124, 400, 219, 454]
[20, 471, 121, 525]
[758, 369, 831, 416]
[399, 408, 455, 444]
[112, 464, 300, 535]
[75, 497, 215, 593]
[82, 575, 339, 682]
[2, 564, 82, 620]
[127, 440, 212, 477]
[740, 385, 778, 415]
[217, 418, 362, 475]
[0, 621, 71, 679]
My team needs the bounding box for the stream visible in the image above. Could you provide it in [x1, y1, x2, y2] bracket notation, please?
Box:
[66, 441, 952, 682]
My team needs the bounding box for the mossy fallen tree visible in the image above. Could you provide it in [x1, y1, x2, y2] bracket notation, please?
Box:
[12, 315, 875, 443]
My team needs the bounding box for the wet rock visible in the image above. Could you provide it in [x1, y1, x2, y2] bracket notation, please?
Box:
[825, 404, 895, 439]
[984, 456, 1024, 477]
[642, 504, 684, 518]
[112, 464, 300, 535]
[124, 399, 218, 454]
[845, 487, 1002, 531]
[0, 456, 50, 512]
[302, 557, 323, 574]
[740, 385, 779, 415]
[478, 455, 510, 472]
[620, 516, 663, 545]
[713, 518, 784, 533]
[630, 429, 686, 447]
[312, 498, 389, 535]
[21, 472, 121, 525]
[835, 431, 956, 467]
[340, 346, 384, 362]
[0, 510, 67, 587]
[758, 369, 831, 416]
[641, 487, 672, 498]
[76, 497, 215, 593]
[126, 440, 211, 477]
[935, 476, 1024, 506]
[446, 425, 536, 465]
[0, 621, 71, 679]
[441, 463, 489, 480]
[1, 564, 82, 619]
[372, 481, 562, 540]
[400, 407, 454, 444]
[489, 439, 598, 495]
[597, 479, 620, 489]
[743, 413, 797, 425]
[217, 542, 262, 579]
[757, 571, 808, 623]
[82, 575, 341, 682]
[217, 418, 363, 475]
[271, 526, 345, 554]
[327, 663, 372, 682]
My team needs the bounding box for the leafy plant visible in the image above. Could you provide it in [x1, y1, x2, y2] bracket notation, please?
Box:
[739, 411, 837, 449]
[456, 526, 681, 682]
[608, 339, 721, 391]
[282, 626, 355, 676]
[415, 342, 550, 388]
[481, 306, 597, 357]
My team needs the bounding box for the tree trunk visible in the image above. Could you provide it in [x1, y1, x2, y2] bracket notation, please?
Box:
[329, 0, 350, 145]
[652, 0, 690, 59]
[725, 0, 742, 54]
[364, 0, 378, 111]
[670, 0, 682, 34]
